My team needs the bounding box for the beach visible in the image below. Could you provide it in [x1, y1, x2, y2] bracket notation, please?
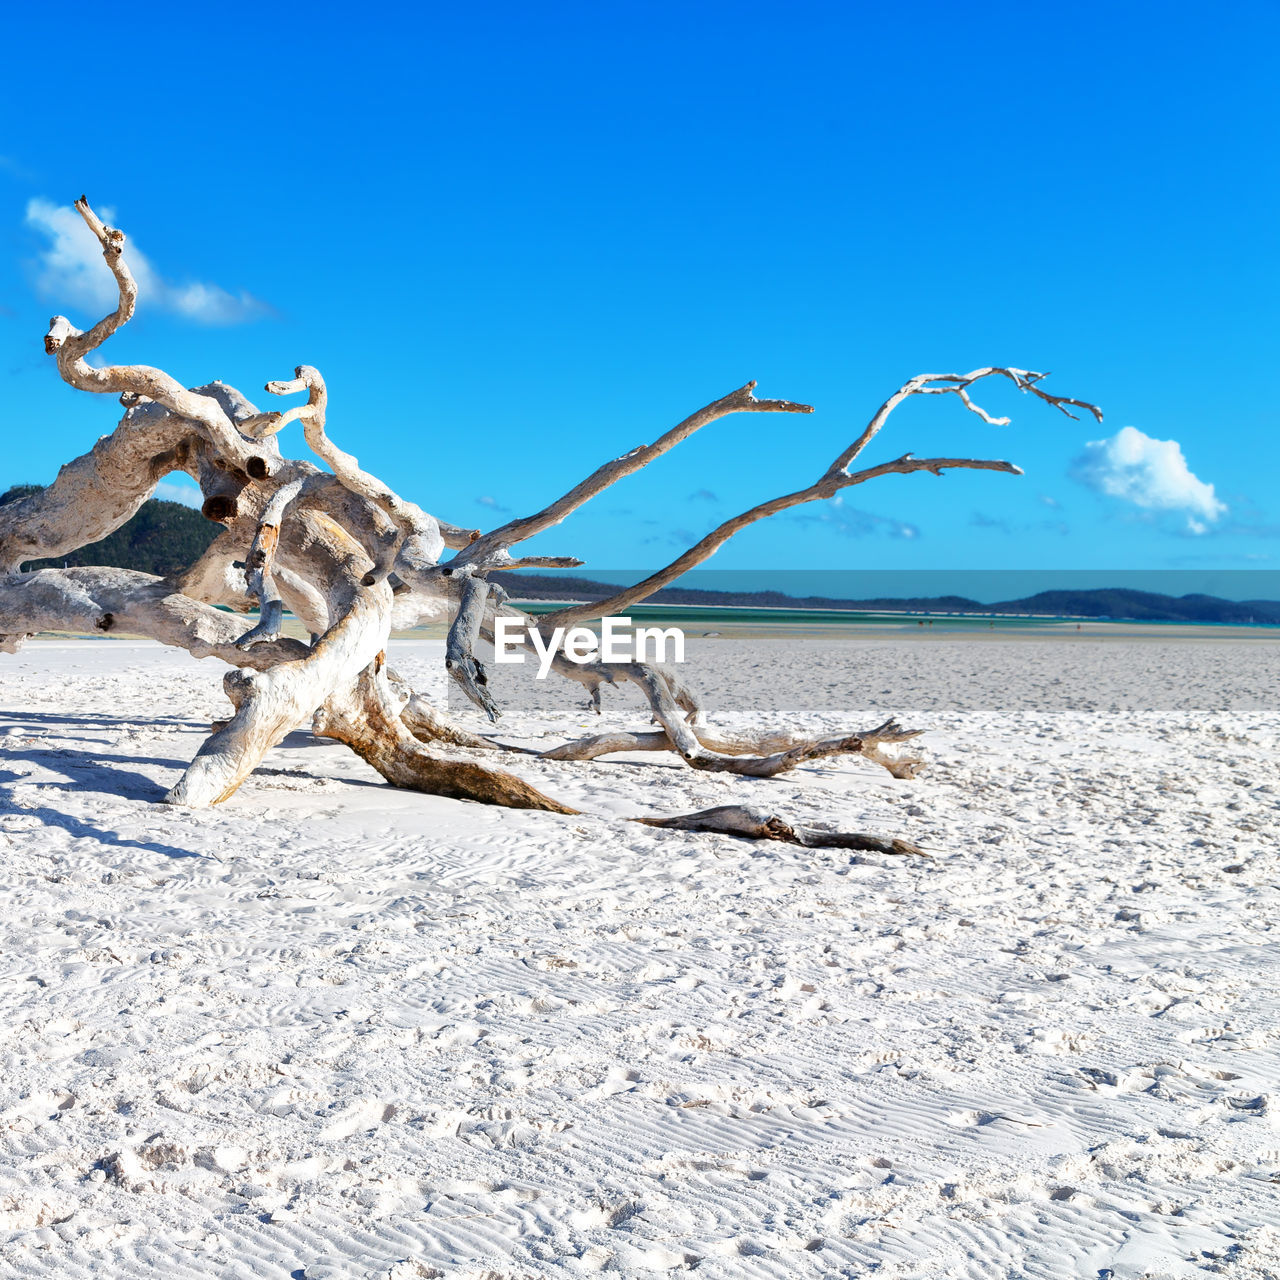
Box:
[1, 633, 1278, 1278]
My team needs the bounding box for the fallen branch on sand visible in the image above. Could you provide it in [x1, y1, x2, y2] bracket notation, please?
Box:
[637, 806, 927, 856]
[0, 197, 1100, 849]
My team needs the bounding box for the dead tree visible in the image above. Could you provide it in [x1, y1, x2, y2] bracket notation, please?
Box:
[0, 198, 1101, 844]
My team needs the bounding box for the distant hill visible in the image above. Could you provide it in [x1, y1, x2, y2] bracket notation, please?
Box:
[2, 494, 1275, 624]
[499, 573, 1280, 625]
[0, 484, 220, 578]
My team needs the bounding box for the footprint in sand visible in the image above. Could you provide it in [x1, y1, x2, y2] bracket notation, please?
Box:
[319, 1099, 397, 1141]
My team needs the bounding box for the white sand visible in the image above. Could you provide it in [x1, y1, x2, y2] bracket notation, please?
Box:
[1, 635, 1278, 1279]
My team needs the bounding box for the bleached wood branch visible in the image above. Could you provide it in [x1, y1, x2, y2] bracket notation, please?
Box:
[558, 653, 922, 777]
[438, 520, 483, 550]
[0, 386, 270, 572]
[258, 365, 449, 580]
[468, 596, 915, 779]
[540, 720, 924, 778]
[167, 515, 392, 806]
[0, 567, 308, 667]
[627, 689, 922, 777]
[42, 199, 276, 485]
[234, 479, 303, 649]
[445, 573, 501, 721]
[262, 368, 427, 527]
[538, 369, 1100, 629]
[448, 381, 814, 571]
[256, 365, 495, 596]
[832, 366, 1104, 474]
[314, 658, 576, 812]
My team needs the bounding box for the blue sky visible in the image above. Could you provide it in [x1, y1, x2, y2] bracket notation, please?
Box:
[2, 0, 1277, 593]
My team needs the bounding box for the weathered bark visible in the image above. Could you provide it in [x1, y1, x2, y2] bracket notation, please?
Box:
[636, 805, 926, 856]
[1, 195, 1101, 848]
[540, 719, 925, 779]
[445, 574, 501, 721]
[42, 199, 277, 485]
[167, 521, 391, 806]
[388, 671, 493, 750]
[314, 658, 576, 812]
[0, 391, 263, 574]
[235, 479, 303, 649]
[0, 567, 308, 665]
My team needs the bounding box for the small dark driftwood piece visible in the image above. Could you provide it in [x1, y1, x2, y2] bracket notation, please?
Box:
[637, 805, 927, 857]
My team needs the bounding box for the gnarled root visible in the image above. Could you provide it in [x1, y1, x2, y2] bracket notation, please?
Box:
[383, 668, 494, 749]
[166, 580, 391, 807]
[314, 658, 576, 813]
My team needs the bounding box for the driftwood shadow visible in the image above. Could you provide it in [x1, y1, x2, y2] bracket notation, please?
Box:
[0, 747, 174, 801]
[0, 709, 194, 729]
[4, 802, 208, 860]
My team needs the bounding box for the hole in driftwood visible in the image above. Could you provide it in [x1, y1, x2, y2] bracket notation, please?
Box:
[202, 494, 237, 523]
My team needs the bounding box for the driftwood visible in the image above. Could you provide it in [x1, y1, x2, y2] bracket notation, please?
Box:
[636, 806, 926, 857]
[0, 198, 1102, 851]
[539, 717, 927, 779]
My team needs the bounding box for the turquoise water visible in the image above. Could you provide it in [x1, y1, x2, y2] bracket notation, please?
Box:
[211, 601, 1279, 633]
[517, 602, 1279, 631]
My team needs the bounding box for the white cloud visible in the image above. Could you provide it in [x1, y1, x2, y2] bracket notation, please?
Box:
[153, 479, 203, 508]
[1071, 426, 1225, 533]
[25, 198, 267, 325]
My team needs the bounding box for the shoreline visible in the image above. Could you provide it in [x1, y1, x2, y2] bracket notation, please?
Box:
[514, 598, 1280, 630]
[17, 615, 1280, 645]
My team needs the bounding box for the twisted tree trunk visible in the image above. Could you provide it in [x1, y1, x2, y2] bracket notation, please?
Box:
[0, 197, 1101, 852]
